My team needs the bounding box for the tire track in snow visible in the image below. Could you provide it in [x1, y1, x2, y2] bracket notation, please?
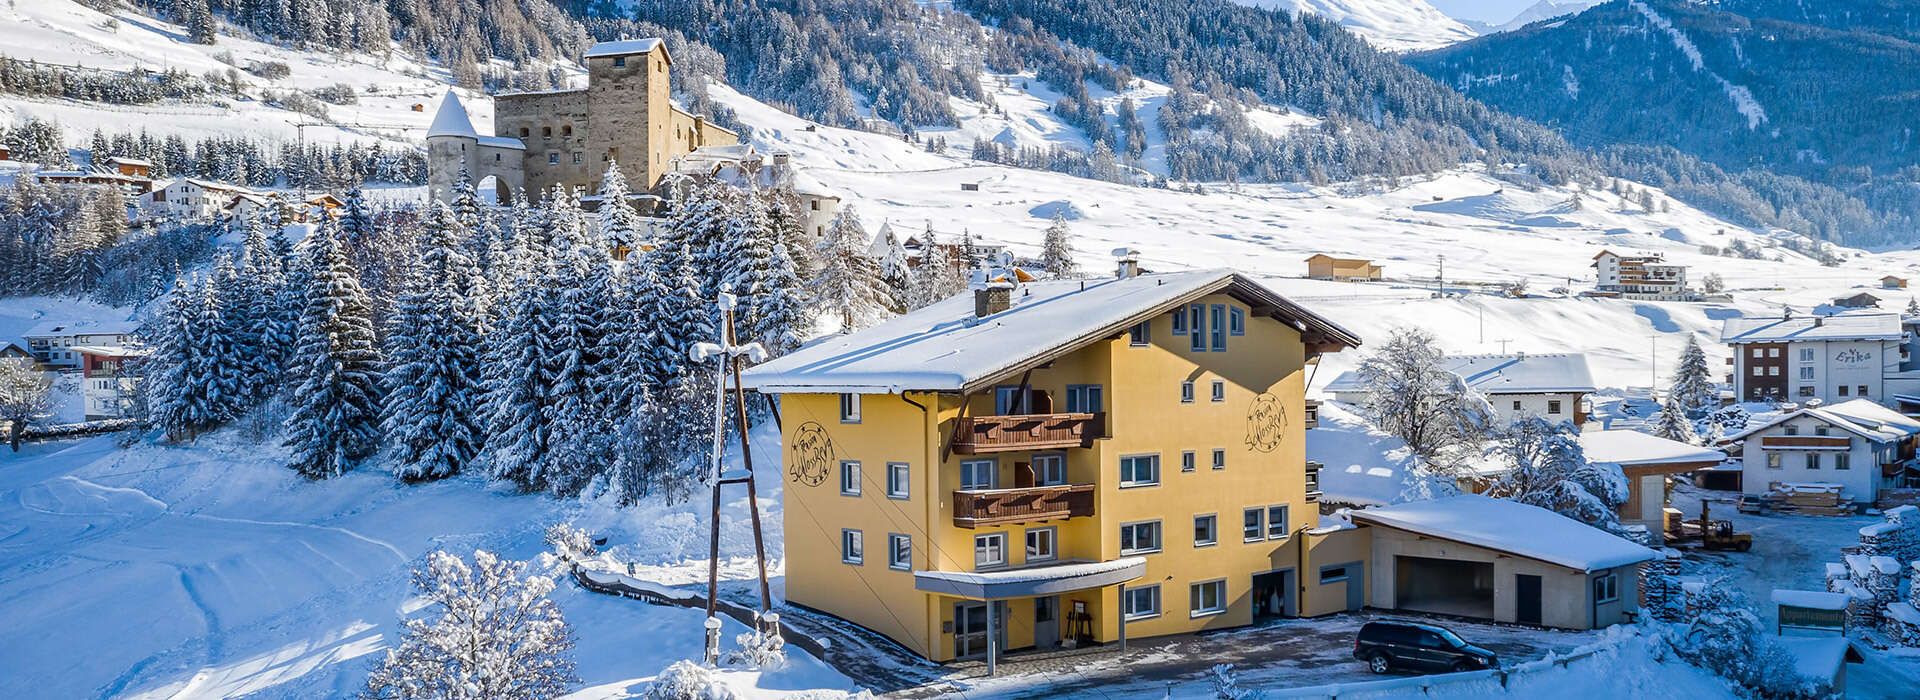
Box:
[187, 513, 407, 562]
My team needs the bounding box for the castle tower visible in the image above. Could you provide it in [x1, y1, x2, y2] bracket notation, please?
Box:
[583, 39, 673, 194]
[426, 90, 525, 203]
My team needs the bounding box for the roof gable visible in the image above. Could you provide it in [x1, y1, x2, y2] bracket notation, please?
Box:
[742, 270, 1360, 393]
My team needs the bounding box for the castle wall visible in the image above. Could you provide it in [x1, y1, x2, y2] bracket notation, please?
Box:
[496, 90, 592, 199]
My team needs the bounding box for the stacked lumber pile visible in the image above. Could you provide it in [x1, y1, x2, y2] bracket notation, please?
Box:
[1776, 482, 1855, 516]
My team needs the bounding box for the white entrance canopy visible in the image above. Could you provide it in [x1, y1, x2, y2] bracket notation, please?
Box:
[914, 557, 1146, 600]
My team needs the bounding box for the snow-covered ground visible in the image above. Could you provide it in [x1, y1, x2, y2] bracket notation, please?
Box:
[0, 427, 856, 699]
[1231, 0, 1480, 51]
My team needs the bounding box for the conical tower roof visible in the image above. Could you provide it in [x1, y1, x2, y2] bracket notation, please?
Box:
[427, 90, 479, 139]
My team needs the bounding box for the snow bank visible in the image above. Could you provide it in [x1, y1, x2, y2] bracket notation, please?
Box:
[1265, 626, 1734, 698]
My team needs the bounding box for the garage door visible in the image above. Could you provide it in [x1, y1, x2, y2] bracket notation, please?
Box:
[1394, 556, 1493, 620]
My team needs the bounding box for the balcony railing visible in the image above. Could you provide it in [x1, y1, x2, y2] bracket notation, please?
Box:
[953, 484, 1095, 528]
[951, 412, 1104, 454]
[1759, 436, 1851, 449]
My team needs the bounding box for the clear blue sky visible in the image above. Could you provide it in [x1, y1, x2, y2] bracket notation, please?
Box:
[1427, 0, 1536, 24]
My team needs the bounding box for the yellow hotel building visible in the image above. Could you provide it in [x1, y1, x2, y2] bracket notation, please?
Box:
[742, 265, 1373, 669]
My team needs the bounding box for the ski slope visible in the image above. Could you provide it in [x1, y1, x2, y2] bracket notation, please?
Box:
[1232, 0, 1480, 51]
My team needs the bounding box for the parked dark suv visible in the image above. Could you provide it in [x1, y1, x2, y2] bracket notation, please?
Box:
[1353, 621, 1499, 675]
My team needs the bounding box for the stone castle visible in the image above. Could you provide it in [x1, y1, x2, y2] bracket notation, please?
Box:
[426, 38, 740, 203]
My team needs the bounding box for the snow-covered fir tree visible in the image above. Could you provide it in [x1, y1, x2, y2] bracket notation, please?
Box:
[874, 222, 911, 313]
[1668, 335, 1716, 412]
[1039, 212, 1079, 278]
[812, 206, 890, 331]
[908, 228, 967, 310]
[203, 252, 256, 418]
[481, 274, 554, 490]
[537, 190, 620, 495]
[362, 550, 576, 700]
[382, 203, 487, 483]
[1355, 326, 1493, 474]
[1652, 398, 1698, 445]
[283, 217, 384, 479]
[238, 215, 291, 400]
[149, 274, 219, 441]
[1484, 417, 1629, 534]
[595, 161, 647, 256]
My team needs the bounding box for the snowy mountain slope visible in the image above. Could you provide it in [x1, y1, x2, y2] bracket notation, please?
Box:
[0, 1, 481, 148]
[1495, 0, 1605, 32]
[1231, 0, 1479, 50]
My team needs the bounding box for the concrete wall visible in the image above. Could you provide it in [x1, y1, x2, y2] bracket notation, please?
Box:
[1366, 525, 1638, 630]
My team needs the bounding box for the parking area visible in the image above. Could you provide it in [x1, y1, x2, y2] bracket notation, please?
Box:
[891, 611, 1600, 698]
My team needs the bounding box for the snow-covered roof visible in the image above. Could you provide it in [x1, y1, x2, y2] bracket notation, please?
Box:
[914, 557, 1145, 599]
[176, 178, 258, 195]
[1720, 312, 1903, 344]
[69, 344, 149, 357]
[866, 222, 896, 259]
[477, 136, 526, 150]
[1773, 636, 1852, 684]
[427, 91, 480, 139]
[23, 319, 138, 338]
[1347, 494, 1657, 572]
[788, 170, 839, 198]
[1771, 589, 1849, 611]
[741, 270, 1362, 394]
[584, 38, 665, 59]
[1325, 352, 1595, 396]
[1578, 430, 1723, 469]
[1724, 398, 1920, 444]
[106, 157, 153, 167]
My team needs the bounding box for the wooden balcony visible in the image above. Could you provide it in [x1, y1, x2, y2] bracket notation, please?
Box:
[1759, 436, 1851, 450]
[951, 413, 1104, 454]
[953, 484, 1095, 528]
[1304, 400, 1321, 430]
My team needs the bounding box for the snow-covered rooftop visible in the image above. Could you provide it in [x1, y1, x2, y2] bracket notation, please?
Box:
[1720, 312, 1904, 343]
[584, 38, 664, 58]
[476, 136, 526, 150]
[1771, 589, 1849, 611]
[1346, 494, 1657, 572]
[1325, 352, 1596, 396]
[427, 91, 479, 139]
[741, 269, 1361, 393]
[23, 319, 138, 338]
[1578, 430, 1723, 468]
[1773, 636, 1851, 685]
[1725, 398, 1920, 444]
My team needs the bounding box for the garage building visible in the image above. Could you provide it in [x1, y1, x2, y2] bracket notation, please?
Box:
[1347, 495, 1656, 630]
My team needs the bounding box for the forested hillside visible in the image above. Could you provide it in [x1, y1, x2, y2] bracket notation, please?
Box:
[1407, 0, 1920, 246]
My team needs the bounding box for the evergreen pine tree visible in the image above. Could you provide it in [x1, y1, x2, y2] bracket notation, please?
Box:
[875, 222, 910, 313]
[383, 203, 487, 482]
[539, 190, 619, 495]
[812, 205, 889, 331]
[149, 274, 223, 441]
[1040, 212, 1080, 278]
[908, 230, 966, 309]
[1654, 399, 1698, 445]
[204, 251, 255, 419]
[1668, 336, 1716, 412]
[595, 161, 646, 256]
[283, 217, 384, 479]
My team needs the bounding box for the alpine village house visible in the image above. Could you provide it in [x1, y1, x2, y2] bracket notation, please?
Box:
[743, 259, 1652, 670]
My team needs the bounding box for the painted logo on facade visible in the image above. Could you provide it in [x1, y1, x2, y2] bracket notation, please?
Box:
[789, 422, 835, 486]
[1245, 393, 1288, 453]
[1834, 349, 1873, 364]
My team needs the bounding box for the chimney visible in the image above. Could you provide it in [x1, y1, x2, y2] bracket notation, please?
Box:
[975, 283, 1012, 318]
[1113, 247, 1141, 279]
[1813, 316, 1824, 327]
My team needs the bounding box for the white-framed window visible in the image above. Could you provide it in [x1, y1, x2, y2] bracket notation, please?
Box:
[1807, 453, 1821, 470]
[1066, 384, 1104, 413]
[1181, 381, 1195, 403]
[886, 462, 910, 499]
[842, 529, 864, 564]
[1767, 453, 1782, 469]
[1243, 508, 1264, 541]
[839, 393, 861, 423]
[1188, 304, 1206, 351]
[1229, 307, 1245, 336]
[888, 533, 912, 570]
[1120, 520, 1162, 554]
[1181, 450, 1197, 472]
[1752, 366, 1764, 376]
[975, 533, 1007, 568]
[1120, 454, 1160, 487]
[1124, 584, 1161, 621]
[1799, 367, 1815, 380]
[960, 459, 997, 490]
[1267, 505, 1289, 539]
[1800, 348, 1815, 362]
[1836, 453, 1851, 470]
[1594, 573, 1618, 603]
[1210, 304, 1227, 351]
[1190, 579, 1227, 617]
[1025, 527, 1056, 562]
[1211, 380, 1226, 402]
[840, 461, 861, 496]
[1769, 366, 1780, 376]
[1769, 348, 1780, 358]
[1130, 322, 1150, 346]
[1034, 454, 1066, 486]
[1193, 514, 1218, 547]
[1211, 449, 1226, 470]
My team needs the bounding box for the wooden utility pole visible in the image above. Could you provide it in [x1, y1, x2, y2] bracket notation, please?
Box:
[695, 286, 775, 664]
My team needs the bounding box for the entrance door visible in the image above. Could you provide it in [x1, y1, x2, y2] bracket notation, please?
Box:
[1251, 569, 1294, 620]
[1033, 596, 1059, 650]
[954, 602, 1006, 658]
[1516, 574, 1543, 626]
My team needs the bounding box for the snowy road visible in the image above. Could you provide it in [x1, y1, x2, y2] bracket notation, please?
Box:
[0, 434, 852, 699]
